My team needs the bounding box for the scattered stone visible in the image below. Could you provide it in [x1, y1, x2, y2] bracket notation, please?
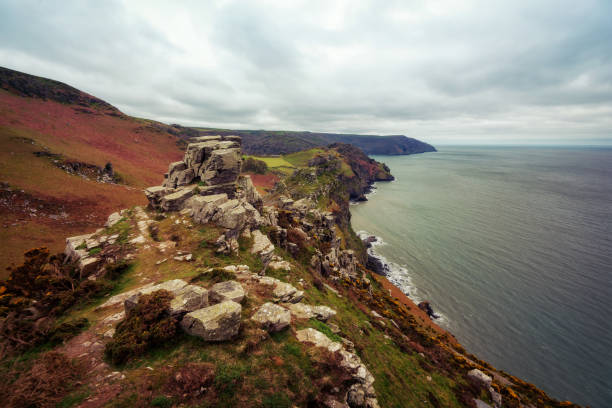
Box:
[467, 369, 493, 388]
[251, 302, 291, 332]
[210, 280, 245, 303]
[173, 253, 193, 262]
[102, 311, 125, 325]
[273, 281, 304, 303]
[103, 328, 116, 338]
[181, 301, 241, 341]
[156, 258, 168, 265]
[371, 310, 382, 319]
[296, 328, 342, 352]
[130, 235, 146, 244]
[105, 211, 122, 227]
[287, 303, 336, 321]
[268, 257, 292, 271]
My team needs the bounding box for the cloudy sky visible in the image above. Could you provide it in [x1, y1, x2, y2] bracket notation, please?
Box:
[1, 0, 611, 145]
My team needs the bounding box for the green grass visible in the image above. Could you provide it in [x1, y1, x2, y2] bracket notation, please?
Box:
[283, 148, 324, 167]
[308, 318, 342, 342]
[247, 155, 294, 169]
[88, 247, 101, 256]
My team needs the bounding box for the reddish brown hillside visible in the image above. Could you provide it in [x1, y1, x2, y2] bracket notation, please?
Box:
[0, 71, 182, 276]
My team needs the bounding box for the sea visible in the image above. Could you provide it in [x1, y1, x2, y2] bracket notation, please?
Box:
[350, 146, 612, 408]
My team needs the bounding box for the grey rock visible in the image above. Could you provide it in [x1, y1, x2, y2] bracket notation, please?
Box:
[169, 285, 209, 316]
[78, 257, 101, 276]
[251, 229, 275, 261]
[165, 161, 195, 188]
[64, 233, 93, 262]
[210, 280, 245, 303]
[474, 400, 492, 408]
[181, 301, 241, 341]
[161, 186, 196, 212]
[237, 175, 263, 212]
[468, 369, 493, 388]
[145, 185, 174, 210]
[188, 193, 228, 224]
[273, 281, 304, 303]
[201, 148, 241, 185]
[101, 279, 188, 310]
[251, 302, 291, 332]
[105, 212, 122, 228]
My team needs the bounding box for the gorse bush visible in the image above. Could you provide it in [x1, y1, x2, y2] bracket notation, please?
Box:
[104, 290, 178, 365]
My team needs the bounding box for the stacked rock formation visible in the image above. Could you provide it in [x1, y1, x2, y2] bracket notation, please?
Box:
[145, 135, 242, 212]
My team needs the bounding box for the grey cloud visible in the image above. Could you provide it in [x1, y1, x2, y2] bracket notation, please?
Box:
[0, 0, 611, 145]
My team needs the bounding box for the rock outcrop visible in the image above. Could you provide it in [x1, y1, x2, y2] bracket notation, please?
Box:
[180, 301, 242, 341]
[251, 302, 291, 332]
[296, 328, 379, 408]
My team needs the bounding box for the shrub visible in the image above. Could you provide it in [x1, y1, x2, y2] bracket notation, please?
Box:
[5, 351, 83, 408]
[104, 290, 178, 365]
[263, 392, 291, 408]
[164, 362, 215, 400]
[151, 396, 173, 408]
[242, 157, 268, 174]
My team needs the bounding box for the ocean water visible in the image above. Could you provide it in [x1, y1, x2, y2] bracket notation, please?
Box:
[350, 147, 612, 407]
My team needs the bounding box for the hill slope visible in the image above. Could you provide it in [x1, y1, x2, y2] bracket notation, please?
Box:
[195, 128, 437, 156]
[0, 66, 183, 275]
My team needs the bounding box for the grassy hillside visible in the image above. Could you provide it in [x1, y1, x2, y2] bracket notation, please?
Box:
[0, 67, 183, 275]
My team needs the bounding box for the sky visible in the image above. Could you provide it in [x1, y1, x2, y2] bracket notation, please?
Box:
[1, 0, 611, 146]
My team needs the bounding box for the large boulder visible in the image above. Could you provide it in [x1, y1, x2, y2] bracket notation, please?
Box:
[99, 279, 189, 310]
[181, 301, 241, 341]
[251, 229, 275, 261]
[210, 280, 245, 303]
[169, 285, 209, 316]
[124, 283, 208, 316]
[201, 148, 241, 185]
[161, 186, 196, 212]
[251, 302, 291, 332]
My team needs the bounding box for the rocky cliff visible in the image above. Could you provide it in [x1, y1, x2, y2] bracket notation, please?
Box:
[0, 135, 578, 408]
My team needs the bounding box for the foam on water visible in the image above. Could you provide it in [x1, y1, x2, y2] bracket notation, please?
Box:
[350, 147, 612, 408]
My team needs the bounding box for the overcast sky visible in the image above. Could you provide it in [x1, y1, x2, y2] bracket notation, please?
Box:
[1, 0, 611, 145]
